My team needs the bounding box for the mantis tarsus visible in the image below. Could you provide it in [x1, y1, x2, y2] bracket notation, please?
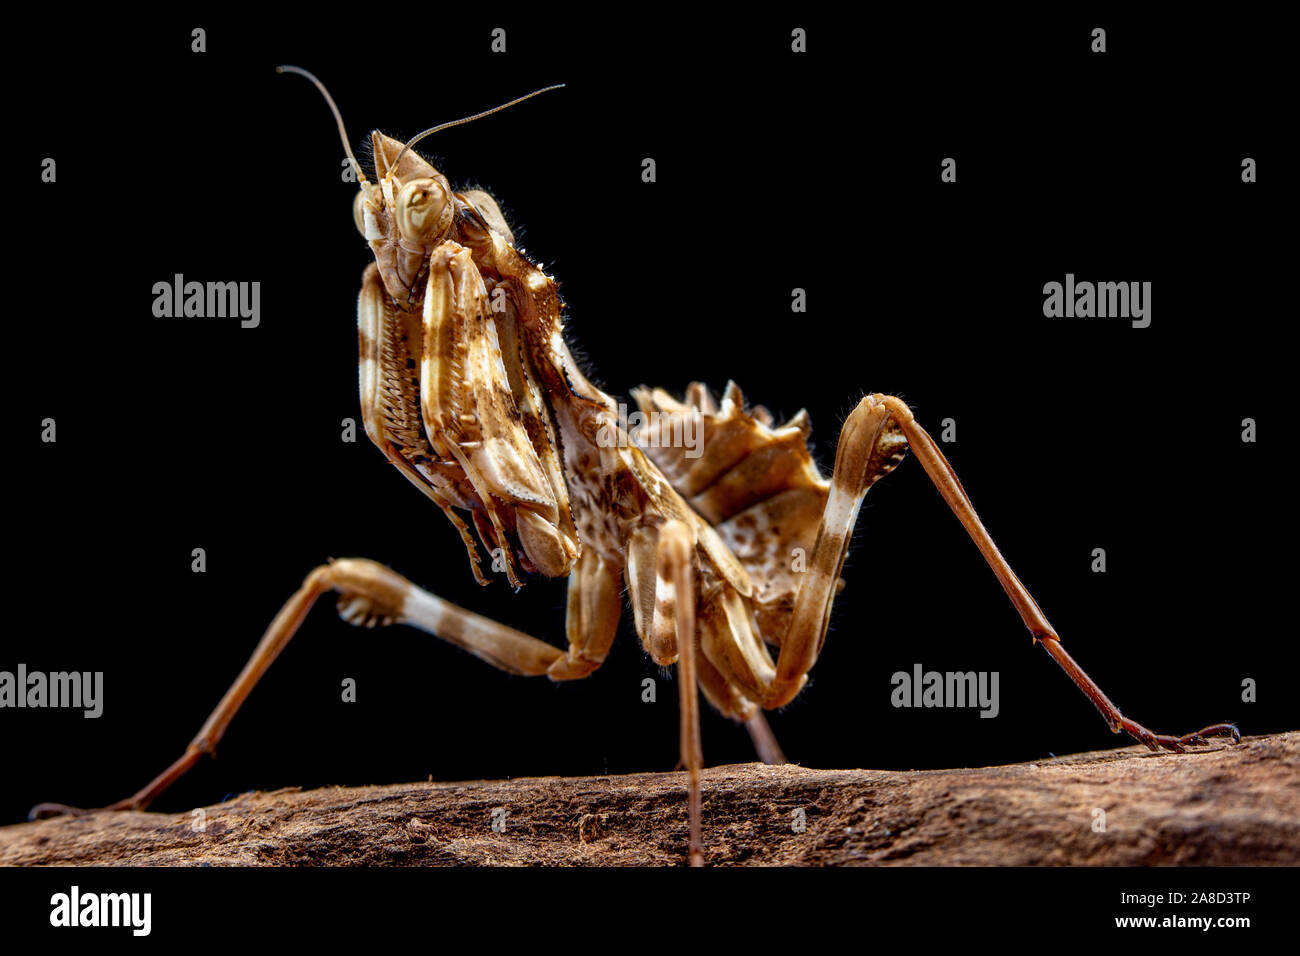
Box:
[32, 67, 1240, 865]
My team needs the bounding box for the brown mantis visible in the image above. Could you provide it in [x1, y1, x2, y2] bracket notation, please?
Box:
[32, 68, 1239, 865]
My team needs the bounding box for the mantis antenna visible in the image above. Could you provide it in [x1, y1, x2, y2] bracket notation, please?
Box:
[388, 84, 566, 177]
[276, 65, 368, 184]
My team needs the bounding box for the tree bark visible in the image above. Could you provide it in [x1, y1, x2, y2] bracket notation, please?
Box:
[3, 732, 1296, 866]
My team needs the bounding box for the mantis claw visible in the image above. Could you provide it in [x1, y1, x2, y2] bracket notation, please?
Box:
[28, 801, 92, 821]
[1119, 718, 1240, 754]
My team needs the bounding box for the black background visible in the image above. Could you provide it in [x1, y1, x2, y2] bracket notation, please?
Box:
[5, 9, 1291, 833]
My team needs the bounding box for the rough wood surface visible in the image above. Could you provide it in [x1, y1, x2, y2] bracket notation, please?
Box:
[4, 732, 1296, 866]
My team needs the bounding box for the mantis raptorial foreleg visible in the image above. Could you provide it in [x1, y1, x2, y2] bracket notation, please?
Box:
[550, 546, 622, 680]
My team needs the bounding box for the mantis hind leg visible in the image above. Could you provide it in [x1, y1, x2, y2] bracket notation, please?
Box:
[766, 393, 1239, 751]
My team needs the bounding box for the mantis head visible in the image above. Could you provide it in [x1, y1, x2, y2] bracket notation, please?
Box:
[277, 65, 560, 309]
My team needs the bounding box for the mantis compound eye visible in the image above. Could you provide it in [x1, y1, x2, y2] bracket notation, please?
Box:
[394, 178, 450, 244]
[352, 189, 368, 237]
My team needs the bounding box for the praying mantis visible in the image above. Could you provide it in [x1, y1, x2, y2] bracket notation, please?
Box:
[31, 67, 1240, 866]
